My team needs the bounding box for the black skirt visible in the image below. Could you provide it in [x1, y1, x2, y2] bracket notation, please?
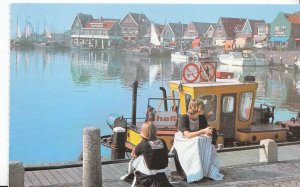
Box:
[135, 171, 173, 187]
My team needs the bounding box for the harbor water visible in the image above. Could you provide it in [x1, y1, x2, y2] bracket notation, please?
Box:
[10, 48, 300, 164]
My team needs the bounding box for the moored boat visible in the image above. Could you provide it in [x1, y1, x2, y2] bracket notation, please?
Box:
[218, 51, 269, 66]
[171, 51, 194, 62]
[171, 49, 212, 63]
[101, 62, 299, 157]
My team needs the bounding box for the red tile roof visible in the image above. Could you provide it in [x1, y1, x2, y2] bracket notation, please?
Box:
[285, 12, 300, 24]
[84, 20, 116, 30]
[221, 17, 247, 38]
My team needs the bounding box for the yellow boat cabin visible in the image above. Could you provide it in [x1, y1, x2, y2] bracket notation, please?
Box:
[169, 78, 286, 146]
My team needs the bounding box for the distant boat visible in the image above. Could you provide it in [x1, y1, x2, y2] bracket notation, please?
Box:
[218, 51, 269, 66]
[171, 48, 212, 63]
[14, 21, 35, 47]
[171, 51, 194, 62]
[148, 23, 171, 57]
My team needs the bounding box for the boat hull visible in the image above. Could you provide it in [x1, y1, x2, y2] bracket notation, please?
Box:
[237, 124, 287, 144]
[218, 54, 269, 66]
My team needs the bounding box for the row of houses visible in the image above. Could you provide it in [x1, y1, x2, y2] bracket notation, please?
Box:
[70, 11, 300, 50]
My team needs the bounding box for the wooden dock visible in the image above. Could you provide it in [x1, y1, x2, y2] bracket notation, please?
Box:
[24, 144, 300, 187]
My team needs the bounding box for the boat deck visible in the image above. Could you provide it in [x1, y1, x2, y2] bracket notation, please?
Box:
[24, 144, 300, 187]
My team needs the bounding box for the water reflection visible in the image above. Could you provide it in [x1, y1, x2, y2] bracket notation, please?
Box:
[70, 50, 174, 87]
[10, 48, 300, 164]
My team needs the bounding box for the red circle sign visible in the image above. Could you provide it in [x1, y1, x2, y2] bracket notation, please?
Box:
[199, 63, 215, 81]
[182, 63, 200, 83]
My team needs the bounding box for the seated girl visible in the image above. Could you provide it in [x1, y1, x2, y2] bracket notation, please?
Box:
[173, 99, 223, 183]
[121, 122, 173, 187]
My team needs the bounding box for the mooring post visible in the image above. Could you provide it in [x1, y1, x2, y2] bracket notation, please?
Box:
[259, 139, 278, 163]
[83, 127, 102, 187]
[9, 161, 24, 187]
[132, 81, 138, 126]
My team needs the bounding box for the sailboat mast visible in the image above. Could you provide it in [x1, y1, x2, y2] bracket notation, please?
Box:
[181, 22, 183, 51]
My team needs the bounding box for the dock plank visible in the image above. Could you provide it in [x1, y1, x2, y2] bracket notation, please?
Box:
[32, 170, 51, 186]
[26, 171, 42, 186]
[102, 165, 117, 179]
[24, 173, 34, 187]
[64, 168, 82, 183]
[72, 167, 83, 180]
[56, 168, 77, 183]
[49, 169, 68, 184]
[106, 163, 127, 178]
[40, 170, 60, 185]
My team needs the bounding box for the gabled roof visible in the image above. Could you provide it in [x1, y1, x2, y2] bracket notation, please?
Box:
[285, 12, 300, 24]
[248, 19, 265, 31]
[192, 22, 215, 35]
[128, 12, 150, 25]
[85, 21, 117, 30]
[83, 16, 120, 30]
[144, 23, 165, 37]
[77, 13, 93, 28]
[169, 23, 188, 37]
[220, 17, 247, 38]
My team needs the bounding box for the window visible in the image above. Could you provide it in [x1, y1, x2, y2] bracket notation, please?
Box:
[198, 95, 217, 122]
[185, 94, 192, 113]
[172, 90, 181, 114]
[274, 26, 286, 36]
[258, 26, 266, 35]
[222, 96, 234, 113]
[239, 92, 253, 121]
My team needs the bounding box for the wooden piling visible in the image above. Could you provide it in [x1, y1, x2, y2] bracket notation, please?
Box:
[132, 81, 138, 126]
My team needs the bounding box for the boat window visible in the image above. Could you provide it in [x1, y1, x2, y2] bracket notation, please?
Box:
[172, 90, 181, 114]
[198, 95, 217, 123]
[242, 53, 252, 58]
[255, 53, 266, 59]
[239, 92, 253, 121]
[222, 96, 234, 113]
[185, 93, 192, 113]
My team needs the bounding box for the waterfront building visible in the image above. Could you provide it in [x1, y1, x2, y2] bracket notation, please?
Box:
[235, 19, 266, 49]
[119, 12, 151, 43]
[183, 22, 216, 47]
[212, 17, 246, 47]
[269, 12, 300, 50]
[252, 22, 269, 48]
[160, 22, 188, 48]
[71, 13, 122, 49]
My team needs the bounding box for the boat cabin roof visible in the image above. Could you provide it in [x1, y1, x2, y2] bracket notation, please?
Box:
[169, 78, 257, 88]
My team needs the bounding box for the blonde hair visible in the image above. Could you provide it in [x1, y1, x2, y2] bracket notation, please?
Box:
[140, 121, 157, 141]
[188, 99, 205, 115]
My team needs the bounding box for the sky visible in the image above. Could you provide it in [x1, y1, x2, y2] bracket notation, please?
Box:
[1, 0, 300, 186]
[10, 3, 300, 38]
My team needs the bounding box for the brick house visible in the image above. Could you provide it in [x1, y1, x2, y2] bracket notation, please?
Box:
[213, 17, 246, 47]
[119, 12, 151, 43]
[71, 13, 122, 49]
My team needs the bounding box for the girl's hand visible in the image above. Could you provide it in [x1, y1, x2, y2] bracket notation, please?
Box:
[204, 127, 213, 136]
[131, 149, 136, 158]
